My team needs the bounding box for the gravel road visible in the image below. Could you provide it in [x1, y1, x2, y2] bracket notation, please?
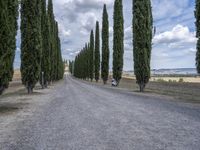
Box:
[1, 75, 200, 150]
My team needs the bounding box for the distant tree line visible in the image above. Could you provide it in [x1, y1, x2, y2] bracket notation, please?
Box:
[73, 4, 110, 84]
[72, 0, 153, 92]
[0, 0, 64, 94]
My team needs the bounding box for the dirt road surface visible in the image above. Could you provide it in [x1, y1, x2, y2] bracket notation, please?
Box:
[0, 76, 200, 150]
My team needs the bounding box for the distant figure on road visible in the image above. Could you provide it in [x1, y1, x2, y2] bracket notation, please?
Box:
[111, 79, 117, 86]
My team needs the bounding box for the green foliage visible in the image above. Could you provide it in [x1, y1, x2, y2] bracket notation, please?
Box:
[40, 0, 50, 88]
[74, 44, 90, 79]
[95, 21, 100, 82]
[89, 30, 94, 81]
[179, 78, 184, 83]
[21, 0, 42, 93]
[195, 0, 200, 74]
[69, 61, 74, 74]
[0, 0, 18, 94]
[113, 0, 124, 85]
[101, 4, 110, 84]
[47, 0, 64, 82]
[133, 0, 153, 92]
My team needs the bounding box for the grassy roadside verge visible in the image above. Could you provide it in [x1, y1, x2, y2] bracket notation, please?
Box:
[78, 76, 200, 103]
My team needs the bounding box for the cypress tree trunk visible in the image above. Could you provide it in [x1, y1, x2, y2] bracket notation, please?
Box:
[113, 0, 124, 85]
[133, 0, 153, 92]
[195, 0, 200, 74]
[21, 0, 42, 94]
[95, 21, 100, 82]
[89, 30, 94, 81]
[101, 4, 109, 84]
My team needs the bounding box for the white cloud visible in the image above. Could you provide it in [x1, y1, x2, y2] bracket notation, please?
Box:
[153, 24, 197, 47]
[14, 0, 196, 70]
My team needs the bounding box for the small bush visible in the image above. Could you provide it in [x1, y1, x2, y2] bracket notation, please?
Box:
[157, 79, 166, 82]
[179, 78, 184, 83]
[168, 79, 177, 83]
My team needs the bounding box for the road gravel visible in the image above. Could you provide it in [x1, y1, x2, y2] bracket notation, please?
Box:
[1, 76, 200, 150]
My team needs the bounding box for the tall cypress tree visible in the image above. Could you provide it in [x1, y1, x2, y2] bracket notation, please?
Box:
[195, 0, 200, 74]
[113, 0, 124, 85]
[8, 0, 19, 82]
[47, 0, 55, 83]
[40, 0, 50, 88]
[21, 0, 42, 93]
[95, 21, 100, 82]
[89, 30, 94, 81]
[101, 4, 109, 84]
[133, 0, 153, 92]
[0, 0, 18, 94]
[55, 21, 64, 80]
[87, 43, 90, 79]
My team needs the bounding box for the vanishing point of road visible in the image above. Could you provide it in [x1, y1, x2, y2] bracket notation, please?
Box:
[1, 75, 200, 150]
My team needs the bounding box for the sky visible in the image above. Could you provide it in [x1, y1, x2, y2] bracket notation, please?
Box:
[15, 0, 197, 70]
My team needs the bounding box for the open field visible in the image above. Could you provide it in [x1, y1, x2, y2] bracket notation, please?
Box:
[119, 78, 200, 102]
[122, 74, 200, 83]
[84, 75, 200, 103]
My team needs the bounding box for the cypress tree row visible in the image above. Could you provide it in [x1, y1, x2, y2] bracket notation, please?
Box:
[47, 0, 64, 83]
[89, 30, 94, 81]
[113, 0, 124, 85]
[0, 0, 19, 94]
[69, 61, 74, 74]
[133, 0, 153, 92]
[55, 22, 64, 80]
[74, 44, 90, 79]
[95, 21, 100, 82]
[21, 0, 42, 94]
[195, 0, 200, 74]
[101, 4, 110, 84]
[21, 0, 63, 94]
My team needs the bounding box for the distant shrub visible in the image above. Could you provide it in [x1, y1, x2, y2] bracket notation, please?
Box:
[156, 79, 166, 82]
[168, 79, 177, 83]
[178, 78, 184, 83]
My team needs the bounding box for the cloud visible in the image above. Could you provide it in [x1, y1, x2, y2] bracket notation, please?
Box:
[14, 0, 196, 70]
[153, 24, 197, 48]
[80, 12, 97, 35]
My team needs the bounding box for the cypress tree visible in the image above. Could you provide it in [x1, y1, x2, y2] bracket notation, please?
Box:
[0, 0, 10, 94]
[133, 0, 153, 92]
[89, 30, 94, 81]
[8, 0, 19, 82]
[95, 21, 100, 82]
[195, 0, 200, 74]
[101, 4, 109, 84]
[55, 22, 64, 80]
[47, 0, 55, 83]
[21, 0, 42, 94]
[53, 21, 58, 80]
[40, 0, 50, 88]
[113, 0, 124, 85]
[87, 43, 90, 79]
[0, 0, 18, 94]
